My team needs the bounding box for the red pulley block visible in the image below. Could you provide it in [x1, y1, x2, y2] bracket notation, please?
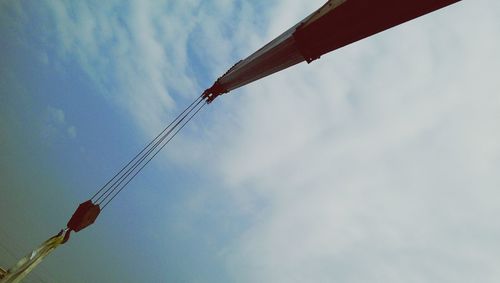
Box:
[67, 200, 101, 232]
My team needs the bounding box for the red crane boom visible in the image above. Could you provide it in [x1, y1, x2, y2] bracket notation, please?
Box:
[203, 0, 461, 102]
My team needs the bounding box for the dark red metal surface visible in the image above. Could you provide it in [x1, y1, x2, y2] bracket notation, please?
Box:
[294, 0, 461, 63]
[67, 200, 101, 232]
[203, 0, 461, 102]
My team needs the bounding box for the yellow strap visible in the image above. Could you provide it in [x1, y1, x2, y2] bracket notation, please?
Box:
[0, 229, 68, 283]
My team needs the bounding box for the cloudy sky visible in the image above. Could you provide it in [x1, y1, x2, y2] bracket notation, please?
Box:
[1, 0, 500, 282]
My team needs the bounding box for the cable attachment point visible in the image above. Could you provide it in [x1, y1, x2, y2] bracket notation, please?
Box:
[202, 80, 228, 103]
[67, 200, 101, 233]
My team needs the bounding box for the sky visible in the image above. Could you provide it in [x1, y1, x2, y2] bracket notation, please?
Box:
[1, 0, 500, 282]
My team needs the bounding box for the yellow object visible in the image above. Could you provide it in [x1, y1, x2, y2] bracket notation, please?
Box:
[0, 229, 68, 283]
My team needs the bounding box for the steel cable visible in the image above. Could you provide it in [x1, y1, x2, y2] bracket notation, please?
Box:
[87, 95, 205, 208]
[95, 98, 204, 205]
[100, 101, 207, 209]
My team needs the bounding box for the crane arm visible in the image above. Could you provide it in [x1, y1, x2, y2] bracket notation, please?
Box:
[203, 0, 461, 103]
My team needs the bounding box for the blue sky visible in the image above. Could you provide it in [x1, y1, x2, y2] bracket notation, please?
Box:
[1, 0, 500, 282]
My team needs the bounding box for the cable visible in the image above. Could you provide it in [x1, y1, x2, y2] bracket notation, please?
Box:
[96, 98, 205, 205]
[100, 101, 207, 210]
[91, 95, 203, 204]
[100, 101, 206, 209]
[92, 95, 203, 203]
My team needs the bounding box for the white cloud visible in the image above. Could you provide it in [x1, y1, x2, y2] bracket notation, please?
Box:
[67, 126, 77, 139]
[189, 1, 500, 282]
[41, 106, 77, 141]
[42, 0, 257, 137]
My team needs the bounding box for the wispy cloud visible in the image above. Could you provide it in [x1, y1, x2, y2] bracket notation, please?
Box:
[41, 106, 77, 142]
[189, 1, 500, 282]
[42, 1, 176, 134]
[40, 0, 265, 138]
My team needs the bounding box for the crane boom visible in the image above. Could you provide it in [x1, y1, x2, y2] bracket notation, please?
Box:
[203, 0, 461, 102]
